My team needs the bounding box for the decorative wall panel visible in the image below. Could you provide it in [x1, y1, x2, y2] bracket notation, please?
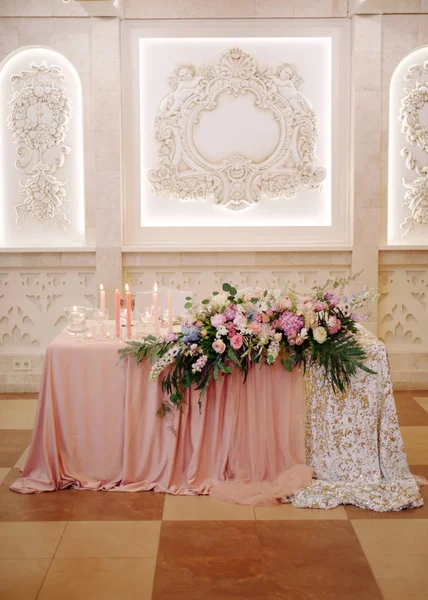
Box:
[148, 48, 326, 211]
[0, 268, 96, 352]
[0, 47, 85, 248]
[124, 266, 350, 303]
[378, 265, 428, 349]
[388, 47, 428, 245]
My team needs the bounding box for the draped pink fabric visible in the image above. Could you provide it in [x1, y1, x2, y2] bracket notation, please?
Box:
[10, 332, 312, 506]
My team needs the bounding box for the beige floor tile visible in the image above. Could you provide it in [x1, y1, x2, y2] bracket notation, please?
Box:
[352, 519, 428, 557]
[352, 520, 428, 599]
[415, 397, 428, 414]
[255, 503, 348, 520]
[163, 494, 255, 520]
[0, 559, 51, 600]
[0, 522, 66, 558]
[14, 444, 29, 468]
[366, 554, 428, 600]
[400, 426, 428, 464]
[0, 399, 38, 429]
[0, 467, 10, 485]
[38, 557, 156, 600]
[56, 521, 161, 558]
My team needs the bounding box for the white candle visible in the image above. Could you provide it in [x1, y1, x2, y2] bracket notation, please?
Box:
[168, 289, 173, 331]
[125, 283, 132, 339]
[153, 281, 160, 336]
[99, 284, 105, 312]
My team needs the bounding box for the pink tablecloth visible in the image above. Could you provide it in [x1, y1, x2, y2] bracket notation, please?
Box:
[11, 331, 312, 506]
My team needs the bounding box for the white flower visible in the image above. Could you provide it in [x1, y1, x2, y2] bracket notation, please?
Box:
[211, 293, 228, 308]
[313, 326, 328, 344]
[300, 328, 308, 340]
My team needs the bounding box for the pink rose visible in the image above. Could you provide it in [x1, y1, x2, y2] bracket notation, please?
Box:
[249, 321, 262, 334]
[212, 339, 226, 353]
[255, 313, 263, 323]
[266, 309, 274, 318]
[211, 314, 226, 328]
[228, 328, 237, 338]
[262, 314, 271, 323]
[230, 333, 243, 350]
[295, 337, 304, 346]
[272, 319, 281, 329]
[226, 321, 234, 330]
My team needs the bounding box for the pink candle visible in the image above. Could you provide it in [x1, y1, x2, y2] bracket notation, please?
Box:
[125, 283, 132, 340]
[115, 289, 121, 338]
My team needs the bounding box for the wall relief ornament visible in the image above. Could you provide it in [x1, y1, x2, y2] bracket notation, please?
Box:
[399, 60, 428, 236]
[7, 61, 72, 231]
[148, 48, 326, 211]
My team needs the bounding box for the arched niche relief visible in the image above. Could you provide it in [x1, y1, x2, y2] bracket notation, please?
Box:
[0, 47, 85, 248]
[388, 46, 428, 245]
[148, 48, 327, 212]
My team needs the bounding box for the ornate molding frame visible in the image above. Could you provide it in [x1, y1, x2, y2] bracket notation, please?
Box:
[399, 60, 428, 236]
[7, 61, 72, 231]
[148, 48, 326, 211]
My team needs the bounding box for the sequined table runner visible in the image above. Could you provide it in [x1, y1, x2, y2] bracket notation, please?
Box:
[291, 326, 424, 511]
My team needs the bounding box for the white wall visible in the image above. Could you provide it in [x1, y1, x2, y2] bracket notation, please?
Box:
[0, 0, 427, 391]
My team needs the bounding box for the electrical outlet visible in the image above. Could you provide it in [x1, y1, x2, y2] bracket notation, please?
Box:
[12, 359, 33, 371]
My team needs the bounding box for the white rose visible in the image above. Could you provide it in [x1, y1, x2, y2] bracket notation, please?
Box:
[313, 326, 327, 344]
[211, 293, 228, 308]
[300, 328, 308, 340]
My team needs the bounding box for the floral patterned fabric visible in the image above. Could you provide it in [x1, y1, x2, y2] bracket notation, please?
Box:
[290, 326, 424, 511]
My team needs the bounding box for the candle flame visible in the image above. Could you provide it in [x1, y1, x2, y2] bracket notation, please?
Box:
[99, 284, 104, 291]
[125, 283, 129, 292]
[72, 305, 77, 311]
[154, 281, 158, 292]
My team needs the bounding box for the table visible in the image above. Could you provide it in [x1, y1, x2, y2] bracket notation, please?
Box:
[11, 325, 424, 511]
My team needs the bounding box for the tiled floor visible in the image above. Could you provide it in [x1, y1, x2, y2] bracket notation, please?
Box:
[0, 392, 427, 600]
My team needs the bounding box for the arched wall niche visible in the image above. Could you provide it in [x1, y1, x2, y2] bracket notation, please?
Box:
[388, 45, 428, 246]
[0, 46, 85, 248]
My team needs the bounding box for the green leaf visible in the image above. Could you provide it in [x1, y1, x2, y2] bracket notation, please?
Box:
[184, 302, 192, 309]
[185, 296, 192, 301]
[222, 283, 231, 292]
[201, 299, 210, 305]
[229, 287, 237, 296]
[212, 291, 219, 296]
[227, 346, 241, 367]
[281, 358, 292, 372]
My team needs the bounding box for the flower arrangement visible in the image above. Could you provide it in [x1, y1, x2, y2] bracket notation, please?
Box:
[120, 275, 377, 416]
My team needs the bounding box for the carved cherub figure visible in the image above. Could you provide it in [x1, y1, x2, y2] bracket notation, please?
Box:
[160, 65, 203, 119]
[271, 62, 309, 115]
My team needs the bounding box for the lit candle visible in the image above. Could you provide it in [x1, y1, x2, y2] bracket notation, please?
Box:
[125, 283, 132, 340]
[99, 284, 105, 312]
[168, 289, 173, 331]
[153, 281, 160, 336]
[115, 289, 121, 338]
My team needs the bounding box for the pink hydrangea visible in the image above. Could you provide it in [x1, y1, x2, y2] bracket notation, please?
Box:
[230, 333, 244, 350]
[324, 290, 340, 308]
[223, 306, 236, 321]
[233, 314, 247, 330]
[211, 313, 226, 328]
[279, 311, 304, 337]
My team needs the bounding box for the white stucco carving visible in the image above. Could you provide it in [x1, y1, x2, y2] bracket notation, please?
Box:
[148, 48, 326, 211]
[7, 61, 72, 231]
